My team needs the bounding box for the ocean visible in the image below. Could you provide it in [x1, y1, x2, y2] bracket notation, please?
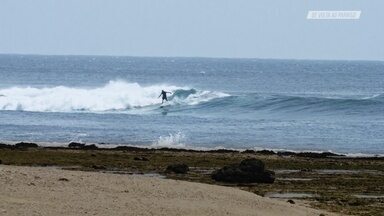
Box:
[0, 54, 383, 155]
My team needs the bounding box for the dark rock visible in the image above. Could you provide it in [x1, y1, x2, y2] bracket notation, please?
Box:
[114, 146, 147, 151]
[82, 144, 98, 150]
[68, 142, 98, 150]
[255, 150, 276, 155]
[296, 152, 344, 158]
[68, 142, 85, 148]
[166, 163, 189, 174]
[15, 142, 39, 148]
[92, 165, 106, 170]
[287, 199, 295, 204]
[208, 149, 239, 153]
[159, 147, 185, 152]
[0, 143, 12, 149]
[134, 157, 149, 161]
[277, 151, 296, 157]
[212, 159, 275, 183]
[242, 149, 256, 154]
[239, 159, 265, 172]
[58, 178, 69, 181]
[212, 166, 275, 183]
[277, 151, 345, 158]
[300, 168, 313, 172]
[0, 159, 2, 164]
[157, 147, 199, 153]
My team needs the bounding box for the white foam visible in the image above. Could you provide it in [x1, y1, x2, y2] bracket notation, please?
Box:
[0, 80, 226, 113]
[151, 132, 186, 148]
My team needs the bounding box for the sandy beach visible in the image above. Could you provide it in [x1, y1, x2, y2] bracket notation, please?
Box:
[1, 145, 383, 215]
[0, 164, 336, 216]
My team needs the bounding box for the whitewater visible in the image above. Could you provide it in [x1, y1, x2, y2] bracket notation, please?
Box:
[0, 80, 228, 113]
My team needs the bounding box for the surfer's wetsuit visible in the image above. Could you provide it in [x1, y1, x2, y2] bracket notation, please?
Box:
[159, 90, 171, 104]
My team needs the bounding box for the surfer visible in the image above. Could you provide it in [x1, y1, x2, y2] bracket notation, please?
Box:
[158, 90, 172, 104]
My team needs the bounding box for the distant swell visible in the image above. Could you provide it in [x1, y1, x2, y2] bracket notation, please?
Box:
[0, 80, 228, 113]
[196, 93, 384, 115]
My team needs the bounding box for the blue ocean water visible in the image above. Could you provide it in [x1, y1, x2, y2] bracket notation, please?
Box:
[0, 54, 383, 154]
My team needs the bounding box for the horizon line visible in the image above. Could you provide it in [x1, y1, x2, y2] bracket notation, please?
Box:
[0, 52, 383, 63]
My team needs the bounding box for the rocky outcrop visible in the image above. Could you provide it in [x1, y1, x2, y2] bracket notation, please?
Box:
[277, 151, 344, 158]
[68, 142, 85, 148]
[82, 144, 98, 150]
[15, 142, 39, 148]
[166, 163, 189, 174]
[0, 143, 11, 149]
[68, 142, 98, 150]
[212, 159, 275, 183]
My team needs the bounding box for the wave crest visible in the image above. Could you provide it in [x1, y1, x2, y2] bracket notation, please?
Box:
[0, 80, 227, 113]
[205, 93, 384, 115]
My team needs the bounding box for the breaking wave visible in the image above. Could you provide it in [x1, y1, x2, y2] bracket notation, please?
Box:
[0, 80, 382, 115]
[0, 80, 228, 113]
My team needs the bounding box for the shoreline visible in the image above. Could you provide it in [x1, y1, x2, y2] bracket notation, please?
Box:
[1, 141, 383, 158]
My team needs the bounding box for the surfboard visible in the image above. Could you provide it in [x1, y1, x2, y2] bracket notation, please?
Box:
[160, 102, 170, 108]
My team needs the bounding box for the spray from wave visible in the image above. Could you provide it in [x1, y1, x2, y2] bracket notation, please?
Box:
[0, 80, 228, 113]
[151, 132, 186, 148]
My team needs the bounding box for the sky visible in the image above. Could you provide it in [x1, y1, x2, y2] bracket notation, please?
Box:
[0, 0, 383, 60]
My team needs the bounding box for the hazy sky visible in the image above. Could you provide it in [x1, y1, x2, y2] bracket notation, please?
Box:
[0, 0, 383, 60]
